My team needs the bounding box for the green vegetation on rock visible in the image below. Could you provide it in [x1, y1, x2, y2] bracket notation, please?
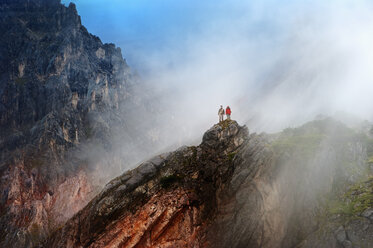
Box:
[271, 119, 360, 158]
[227, 152, 237, 161]
[327, 177, 373, 218]
[218, 119, 234, 130]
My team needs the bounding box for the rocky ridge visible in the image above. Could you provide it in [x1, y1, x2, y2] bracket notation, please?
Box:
[45, 120, 280, 247]
[45, 119, 373, 248]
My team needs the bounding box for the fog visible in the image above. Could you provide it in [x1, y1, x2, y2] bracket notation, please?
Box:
[57, 3, 373, 241]
[45, 2, 373, 244]
[62, 0, 373, 138]
[62, 0, 373, 178]
[126, 0, 373, 136]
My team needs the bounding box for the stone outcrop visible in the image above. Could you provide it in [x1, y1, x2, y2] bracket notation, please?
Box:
[44, 120, 281, 247]
[44, 119, 373, 248]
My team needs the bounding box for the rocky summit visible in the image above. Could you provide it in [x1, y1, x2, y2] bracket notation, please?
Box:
[44, 120, 277, 247]
[44, 119, 373, 248]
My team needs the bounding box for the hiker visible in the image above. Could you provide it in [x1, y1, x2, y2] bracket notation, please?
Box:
[218, 105, 225, 122]
[226, 106, 231, 120]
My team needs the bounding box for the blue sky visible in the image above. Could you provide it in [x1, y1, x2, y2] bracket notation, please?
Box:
[60, 0, 278, 72]
[61, 0, 219, 68]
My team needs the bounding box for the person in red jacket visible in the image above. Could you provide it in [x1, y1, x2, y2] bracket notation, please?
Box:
[226, 106, 231, 120]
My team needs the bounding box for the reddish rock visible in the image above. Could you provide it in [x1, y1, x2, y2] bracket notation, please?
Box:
[45, 121, 269, 248]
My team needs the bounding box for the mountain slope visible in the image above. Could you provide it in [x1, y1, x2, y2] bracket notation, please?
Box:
[45, 120, 278, 247]
[45, 119, 373, 248]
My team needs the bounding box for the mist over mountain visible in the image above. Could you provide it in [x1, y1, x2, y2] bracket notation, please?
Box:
[44, 119, 373, 248]
[0, 0, 373, 248]
[68, 0, 373, 133]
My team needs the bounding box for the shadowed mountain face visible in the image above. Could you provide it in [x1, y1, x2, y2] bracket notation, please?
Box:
[43, 119, 373, 248]
[0, 0, 130, 138]
[0, 0, 158, 247]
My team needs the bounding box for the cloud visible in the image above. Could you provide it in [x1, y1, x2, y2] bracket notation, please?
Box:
[122, 0, 373, 133]
[66, 0, 373, 136]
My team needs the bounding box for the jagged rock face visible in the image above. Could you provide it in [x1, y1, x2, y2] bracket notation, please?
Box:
[0, 0, 146, 247]
[45, 120, 282, 248]
[0, 0, 130, 137]
[45, 119, 373, 248]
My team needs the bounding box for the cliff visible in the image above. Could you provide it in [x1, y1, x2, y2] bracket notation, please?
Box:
[0, 0, 155, 247]
[45, 120, 278, 247]
[45, 119, 373, 248]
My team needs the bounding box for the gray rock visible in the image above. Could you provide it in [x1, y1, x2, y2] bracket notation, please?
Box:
[345, 218, 373, 246]
[102, 177, 122, 192]
[137, 162, 156, 176]
[361, 208, 373, 218]
[125, 171, 144, 188]
[119, 173, 132, 183]
[342, 240, 352, 248]
[335, 226, 346, 243]
[148, 155, 166, 168]
[115, 184, 127, 192]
